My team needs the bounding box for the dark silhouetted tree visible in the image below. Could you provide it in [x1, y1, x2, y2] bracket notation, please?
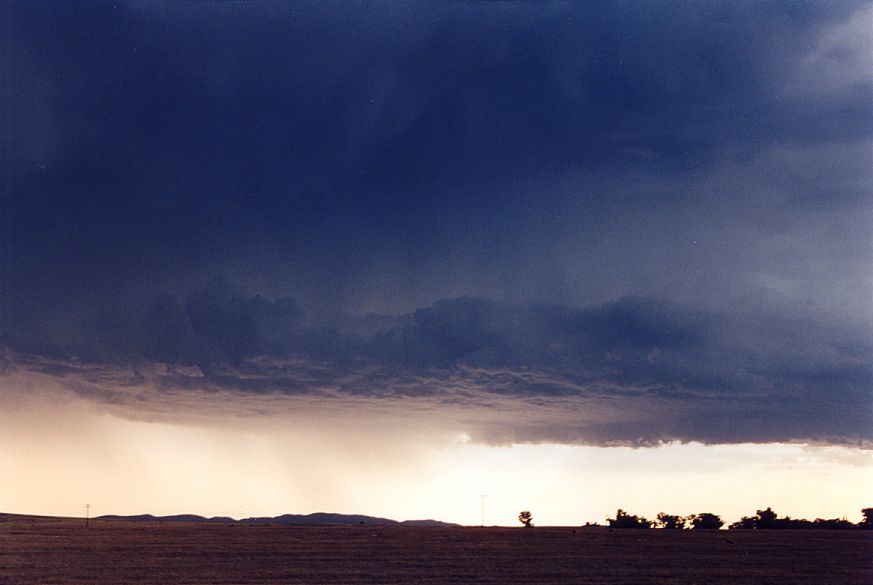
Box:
[861, 508, 873, 530]
[689, 513, 724, 529]
[756, 507, 777, 529]
[729, 516, 756, 530]
[656, 513, 686, 529]
[518, 511, 533, 528]
[607, 509, 652, 529]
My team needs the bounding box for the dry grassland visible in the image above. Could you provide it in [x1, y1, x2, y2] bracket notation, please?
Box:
[1, 514, 871, 584]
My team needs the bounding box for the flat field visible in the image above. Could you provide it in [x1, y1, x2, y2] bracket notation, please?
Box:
[1, 514, 871, 584]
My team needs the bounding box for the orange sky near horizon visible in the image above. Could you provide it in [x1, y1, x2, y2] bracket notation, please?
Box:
[2, 374, 870, 526]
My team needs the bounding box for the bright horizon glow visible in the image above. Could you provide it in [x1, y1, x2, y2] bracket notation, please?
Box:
[2, 383, 870, 526]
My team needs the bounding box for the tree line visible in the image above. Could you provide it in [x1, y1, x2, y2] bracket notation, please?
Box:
[517, 507, 873, 529]
[599, 507, 873, 530]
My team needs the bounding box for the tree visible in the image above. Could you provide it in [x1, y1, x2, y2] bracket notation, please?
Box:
[607, 509, 652, 529]
[729, 516, 756, 530]
[689, 513, 724, 530]
[756, 507, 777, 529]
[861, 508, 873, 530]
[656, 513, 686, 529]
[518, 511, 533, 528]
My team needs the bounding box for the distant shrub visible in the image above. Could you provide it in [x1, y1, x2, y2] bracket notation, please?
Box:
[689, 513, 724, 530]
[655, 513, 686, 529]
[607, 509, 652, 529]
[812, 518, 856, 529]
[729, 516, 756, 530]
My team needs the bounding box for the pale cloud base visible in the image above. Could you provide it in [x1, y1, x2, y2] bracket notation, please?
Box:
[2, 371, 870, 525]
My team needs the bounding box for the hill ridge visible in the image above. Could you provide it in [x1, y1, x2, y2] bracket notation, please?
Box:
[95, 511, 458, 527]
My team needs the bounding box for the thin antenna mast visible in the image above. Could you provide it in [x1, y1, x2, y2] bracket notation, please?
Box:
[480, 494, 485, 527]
[85, 503, 90, 528]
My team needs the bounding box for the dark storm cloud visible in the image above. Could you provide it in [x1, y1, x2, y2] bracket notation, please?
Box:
[4, 1, 870, 309]
[3, 283, 870, 446]
[2, 2, 871, 446]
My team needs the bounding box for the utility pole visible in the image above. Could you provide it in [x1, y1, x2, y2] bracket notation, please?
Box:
[85, 504, 90, 528]
[480, 494, 485, 527]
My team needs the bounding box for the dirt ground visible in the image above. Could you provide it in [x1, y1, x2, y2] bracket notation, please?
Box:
[1, 514, 871, 584]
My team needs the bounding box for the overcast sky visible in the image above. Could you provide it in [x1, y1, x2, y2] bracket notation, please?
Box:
[2, 1, 871, 522]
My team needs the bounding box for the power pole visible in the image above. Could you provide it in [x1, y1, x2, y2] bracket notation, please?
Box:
[480, 494, 485, 527]
[85, 503, 90, 528]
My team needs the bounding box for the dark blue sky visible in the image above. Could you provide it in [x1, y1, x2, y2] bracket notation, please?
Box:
[2, 1, 871, 446]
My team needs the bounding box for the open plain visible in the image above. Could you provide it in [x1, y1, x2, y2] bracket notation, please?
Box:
[1, 514, 871, 585]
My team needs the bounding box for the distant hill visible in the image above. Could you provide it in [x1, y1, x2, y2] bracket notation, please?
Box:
[242, 513, 398, 526]
[96, 512, 458, 527]
[0, 512, 55, 522]
[399, 519, 458, 527]
[97, 514, 234, 523]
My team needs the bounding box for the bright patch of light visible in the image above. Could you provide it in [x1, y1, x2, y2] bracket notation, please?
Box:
[1, 387, 870, 526]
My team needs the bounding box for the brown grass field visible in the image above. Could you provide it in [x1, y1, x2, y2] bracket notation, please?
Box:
[1, 513, 871, 584]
